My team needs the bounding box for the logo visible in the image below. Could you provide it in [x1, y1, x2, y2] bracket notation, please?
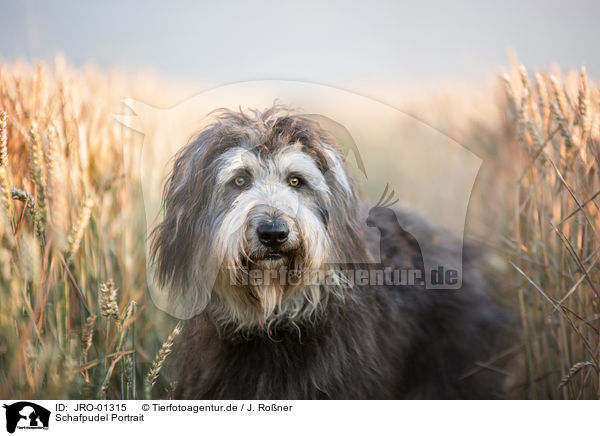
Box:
[2, 402, 50, 434]
[116, 81, 481, 319]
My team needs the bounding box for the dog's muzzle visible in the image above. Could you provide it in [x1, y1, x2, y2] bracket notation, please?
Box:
[255, 218, 289, 261]
[257, 219, 289, 249]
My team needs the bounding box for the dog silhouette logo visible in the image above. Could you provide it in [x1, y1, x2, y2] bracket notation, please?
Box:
[2, 402, 50, 433]
[367, 184, 425, 272]
[116, 81, 481, 319]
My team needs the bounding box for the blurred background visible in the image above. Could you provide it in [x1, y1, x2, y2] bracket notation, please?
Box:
[0, 0, 598, 400]
[3, 0, 598, 82]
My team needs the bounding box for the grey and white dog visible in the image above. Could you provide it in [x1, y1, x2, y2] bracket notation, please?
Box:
[150, 105, 508, 399]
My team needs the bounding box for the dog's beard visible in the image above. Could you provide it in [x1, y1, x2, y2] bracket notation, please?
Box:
[211, 209, 337, 330]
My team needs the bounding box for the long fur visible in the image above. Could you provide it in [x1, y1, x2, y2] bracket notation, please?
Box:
[151, 105, 508, 399]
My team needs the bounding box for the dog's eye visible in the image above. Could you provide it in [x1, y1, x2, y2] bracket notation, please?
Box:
[234, 176, 246, 187]
[288, 176, 301, 187]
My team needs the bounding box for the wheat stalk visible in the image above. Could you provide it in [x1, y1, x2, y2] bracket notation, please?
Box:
[99, 281, 119, 320]
[519, 65, 541, 126]
[578, 66, 592, 143]
[549, 74, 570, 122]
[558, 361, 596, 390]
[28, 121, 47, 237]
[43, 124, 67, 249]
[65, 198, 94, 262]
[0, 169, 11, 237]
[501, 73, 517, 116]
[145, 322, 182, 391]
[516, 89, 529, 144]
[550, 101, 572, 149]
[535, 73, 550, 130]
[0, 110, 13, 237]
[81, 314, 96, 362]
[0, 110, 7, 167]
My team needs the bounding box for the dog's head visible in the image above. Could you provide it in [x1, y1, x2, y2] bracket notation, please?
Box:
[150, 105, 368, 329]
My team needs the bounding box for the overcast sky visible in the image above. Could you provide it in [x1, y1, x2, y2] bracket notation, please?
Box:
[1, 0, 598, 83]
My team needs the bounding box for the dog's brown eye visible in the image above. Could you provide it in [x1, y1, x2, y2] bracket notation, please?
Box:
[288, 176, 301, 187]
[234, 176, 246, 187]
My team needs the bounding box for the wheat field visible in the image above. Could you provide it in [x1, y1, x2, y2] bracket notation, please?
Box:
[0, 57, 598, 399]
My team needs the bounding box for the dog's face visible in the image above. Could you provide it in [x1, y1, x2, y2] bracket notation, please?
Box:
[151, 107, 368, 329]
[214, 143, 340, 268]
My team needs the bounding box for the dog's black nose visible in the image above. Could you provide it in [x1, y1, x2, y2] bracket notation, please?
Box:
[257, 221, 289, 248]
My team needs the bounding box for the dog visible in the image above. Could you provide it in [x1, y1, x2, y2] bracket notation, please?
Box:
[150, 105, 508, 399]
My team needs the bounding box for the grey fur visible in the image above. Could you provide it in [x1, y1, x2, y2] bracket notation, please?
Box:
[151, 105, 508, 399]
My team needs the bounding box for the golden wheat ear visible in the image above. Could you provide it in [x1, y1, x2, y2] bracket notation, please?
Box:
[374, 183, 399, 208]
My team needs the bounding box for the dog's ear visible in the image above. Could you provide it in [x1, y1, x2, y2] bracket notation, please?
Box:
[149, 130, 219, 318]
[320, 146, 369, 264]
[322, 147, 353, 196]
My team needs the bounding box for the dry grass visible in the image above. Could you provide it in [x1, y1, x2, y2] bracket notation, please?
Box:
[0, 60, 176, 399]
[0, 56, 598, 399]
[501, 64, 600, 399]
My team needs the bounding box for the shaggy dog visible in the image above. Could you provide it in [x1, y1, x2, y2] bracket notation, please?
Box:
[150, 105, 507, 399]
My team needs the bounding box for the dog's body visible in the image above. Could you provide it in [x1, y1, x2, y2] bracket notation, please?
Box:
[151, 106, 507, 399]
